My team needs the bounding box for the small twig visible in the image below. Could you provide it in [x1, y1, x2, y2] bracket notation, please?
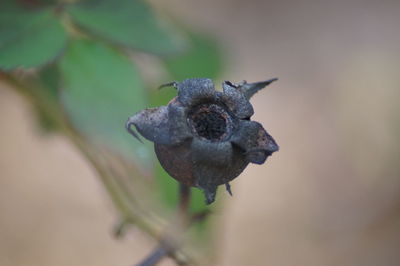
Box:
[179, 184, 191, 217]
[136, 245, 170, 266]
[158, 81, 178, 90]
[137, 184, 192, 266]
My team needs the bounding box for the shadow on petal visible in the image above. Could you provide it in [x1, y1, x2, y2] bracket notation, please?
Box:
[231, 120, 279, 164]
[126, 105, 191, 145]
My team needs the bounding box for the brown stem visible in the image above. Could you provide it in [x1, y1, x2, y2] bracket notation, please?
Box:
[179, 184, 191, 217]
[136, 245, 170, 266]
[137, 184, 192, 266]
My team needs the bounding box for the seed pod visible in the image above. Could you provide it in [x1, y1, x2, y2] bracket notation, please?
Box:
[126, 78, 279, 204]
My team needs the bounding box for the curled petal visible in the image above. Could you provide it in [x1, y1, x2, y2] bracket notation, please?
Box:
[177, 78, 216, 106]
[125, 118, 143, 143]
[231, 120, 279, 164]
[238, 78, 278, 99]
[158, 81, 178, 90]
[126, 104, 192, 145]
[220, 81, 254, 119]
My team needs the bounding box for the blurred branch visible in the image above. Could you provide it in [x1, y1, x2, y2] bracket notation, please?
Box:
[1, 72, 161, 235]
[137, 185, 211, 266]
[0, 73, 199, 265]
[137, 184, 192, 266]
[137, 245, 170, 266]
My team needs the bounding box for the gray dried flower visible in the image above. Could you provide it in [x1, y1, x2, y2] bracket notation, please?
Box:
[126, 78, 278, 204]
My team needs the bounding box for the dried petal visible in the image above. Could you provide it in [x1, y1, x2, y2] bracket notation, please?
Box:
[220, 81, 254, 119]
[238, 78, 278, 99]
[231, 120, 279, 164]
[191, 139, 233, 204]
[177, 78, 216, 106]
[126, 77, 279, 205]
[225, 182, 233, 196]
[126, 104, 192, 145]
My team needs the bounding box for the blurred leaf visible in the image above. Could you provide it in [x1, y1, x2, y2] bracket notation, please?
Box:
[60, 38, 152, 163]
[149, 85, 177, 107]
[39, 64, 60, 99]
[36, 0, 58, 4]
[163, 32, 223, 81]
[67, 0, 187, 55]
[16, 0, 58, 9]
[0, 8, 67, 70]
[0, 0, 18, 11]
[33, 64, 62, 133]
[34, 102, 59, 133]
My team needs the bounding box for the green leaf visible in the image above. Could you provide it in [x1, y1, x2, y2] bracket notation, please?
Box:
[163, 32, 223, 81]
[39, 63, 60, 99]
[0, 8, 67, 70]
[149, 84, 177, 107]
[60, 38, 151, 163]
[0, 0, 58, 9]
[67, 0, 186, 55]
[33, 64, 62, 133]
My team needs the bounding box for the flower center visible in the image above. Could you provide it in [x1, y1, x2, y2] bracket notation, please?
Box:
[188, 104, 232, 141]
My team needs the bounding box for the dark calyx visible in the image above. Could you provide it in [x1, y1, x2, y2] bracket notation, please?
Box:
[188, 104, 232, 141]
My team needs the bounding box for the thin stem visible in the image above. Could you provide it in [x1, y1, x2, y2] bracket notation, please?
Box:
[179, 184, 191, 217]
[136, 245, 169, 266]
[137, 184, 192, 266]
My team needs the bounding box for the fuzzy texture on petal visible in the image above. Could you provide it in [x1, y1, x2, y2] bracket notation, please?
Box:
[177, 78, 216, 106]
[126, 104, 191, 145]
[220, 81, 254, 119]
[231, 120, 279, 164]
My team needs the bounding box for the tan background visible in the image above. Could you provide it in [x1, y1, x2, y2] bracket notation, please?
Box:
[1, 0, 400, 265]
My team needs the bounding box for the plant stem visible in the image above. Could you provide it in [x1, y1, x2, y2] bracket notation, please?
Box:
[1, 73, 163, 238]
[136, 245, 170, 266]
[136, 184, 191, 266]
[179, 184, 191, 217]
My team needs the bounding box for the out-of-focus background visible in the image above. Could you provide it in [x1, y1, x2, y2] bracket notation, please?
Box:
[1, 0, 400, 265]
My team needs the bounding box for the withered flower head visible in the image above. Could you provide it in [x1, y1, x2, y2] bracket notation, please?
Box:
[126, 78, 279, 204]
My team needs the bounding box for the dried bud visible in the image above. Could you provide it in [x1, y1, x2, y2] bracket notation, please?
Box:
[126, 78, 278, 204]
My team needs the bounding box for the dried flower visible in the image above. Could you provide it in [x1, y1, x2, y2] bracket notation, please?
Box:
[126, 78, 278, 204]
